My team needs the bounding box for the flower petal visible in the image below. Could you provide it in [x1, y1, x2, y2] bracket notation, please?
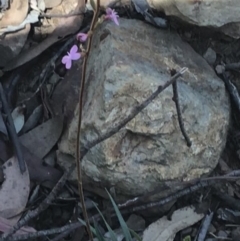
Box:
[65, 59, 72, 69]
[106, 8, 112, 15]
[105, 8, 119, 26]
[62, 55, 70, 64]
[62, 56, 72, 69]
[71, 52, 81, 60]
[76, 33, 88, 42]
[69, 45, 78, 55]
[112, 16, 119, 25]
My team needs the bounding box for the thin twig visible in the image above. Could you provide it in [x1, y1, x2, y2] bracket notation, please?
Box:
[172, 81, 192, 147]
[81, 67, 188, 157]
[130, 181, 209, 212]
[1, 163, 76, 240]
[197, 212, 214, 241]
[1, 222, 82, 241]
[118, 169, 240, 208]
[0, 82, 26, 173]
[75, 1, 100, 240]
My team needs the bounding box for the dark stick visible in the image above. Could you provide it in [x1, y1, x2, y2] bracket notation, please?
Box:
[225, 62, 240, 71]
[81, 67, 188, 156]
[0, 82, 26, 173]
[172, 81, 192, 147]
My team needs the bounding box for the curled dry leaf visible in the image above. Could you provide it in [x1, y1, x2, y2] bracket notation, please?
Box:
[0, 0, 29, 28]
[19, 115, 63, 159]
[142, 206, 204, 241]
[0, 156, 30, 224]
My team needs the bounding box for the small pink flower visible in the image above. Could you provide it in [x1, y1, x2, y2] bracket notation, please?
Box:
[105, 8, 119, 26]
[76, 33, 88, 42]
[62, 45, 81, 69]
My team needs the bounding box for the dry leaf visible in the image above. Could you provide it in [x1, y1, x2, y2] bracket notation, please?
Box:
[0, 0, 29, 28]
[11, 106, 25, 134]
[22, 145, 62, 188]
[21, 104, 43, 134]
[0, 10, 39, 35]
[0, 139, 62, 188]
[19, 116, 63, 159]
[0, 156, 30, 222]
[142, 206, 204, 241]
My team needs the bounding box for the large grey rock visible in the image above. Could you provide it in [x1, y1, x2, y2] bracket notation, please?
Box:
[88, 0, 240, 38]
[58, 19, 230, 197]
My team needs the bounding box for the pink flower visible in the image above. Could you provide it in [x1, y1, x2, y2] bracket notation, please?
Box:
[105, 8, 119, 26]
[62, 45, 81, 69]
[76, 33, 88, 42]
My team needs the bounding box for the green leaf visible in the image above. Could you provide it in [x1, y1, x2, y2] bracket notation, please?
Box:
[183, 235, 191, 241]
[78, 218, 97, 237]
[106, 189, 133, 241]
[93, 202, 118, 241]
[129, 229, 142, 241]
[93, 219, 106, 241]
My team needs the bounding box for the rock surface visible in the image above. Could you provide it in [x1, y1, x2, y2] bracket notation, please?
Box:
[88, 0, 240, 38]
[58, 19, 230, 197]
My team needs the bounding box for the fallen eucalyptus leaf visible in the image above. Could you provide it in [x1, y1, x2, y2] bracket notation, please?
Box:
[0, 156, 30, 224]
[20, 104, 43, 134]
[19, 115, 63, 159]
[142, 206, 204, 241]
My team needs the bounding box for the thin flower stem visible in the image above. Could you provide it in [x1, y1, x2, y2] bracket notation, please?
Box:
[75, 0, 100, 241]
